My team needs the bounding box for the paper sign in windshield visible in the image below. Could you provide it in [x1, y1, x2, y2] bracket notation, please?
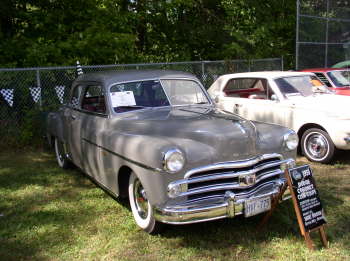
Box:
[110, 91, 136, 107]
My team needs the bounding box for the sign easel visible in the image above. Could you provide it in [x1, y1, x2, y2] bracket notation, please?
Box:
[260, 165, 328, 250]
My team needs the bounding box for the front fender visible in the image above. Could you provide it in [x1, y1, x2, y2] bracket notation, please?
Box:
[47, 111, 65, 142]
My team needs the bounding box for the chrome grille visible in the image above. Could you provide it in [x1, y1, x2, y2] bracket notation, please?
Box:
[168, 153, 289, 200]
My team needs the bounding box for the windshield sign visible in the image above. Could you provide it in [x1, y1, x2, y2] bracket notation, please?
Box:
[275, 75, 330, 97]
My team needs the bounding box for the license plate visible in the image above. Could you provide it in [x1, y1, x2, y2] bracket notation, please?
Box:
[244, 197, 271, 217]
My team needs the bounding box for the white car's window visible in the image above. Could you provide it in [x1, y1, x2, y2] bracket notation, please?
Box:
[161, 79, 209, 105]
[110, 80, 170, 113]
[275, 75, 329, 97]
[223, 78, 273, 100]
[225, 78, 257, 91]
[327, 70, 350, 87]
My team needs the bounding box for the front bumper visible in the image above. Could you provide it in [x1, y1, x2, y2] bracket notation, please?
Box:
[154, 179, 290, 224]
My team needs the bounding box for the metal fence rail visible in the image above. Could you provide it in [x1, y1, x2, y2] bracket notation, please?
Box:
[0, 58, 282, 147]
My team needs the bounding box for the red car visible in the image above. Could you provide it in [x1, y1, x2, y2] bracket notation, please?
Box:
[301, 68, 350, 96]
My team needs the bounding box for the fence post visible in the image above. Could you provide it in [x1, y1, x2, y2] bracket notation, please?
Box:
[36, 70, 42, 109]
[295, 0, 300, 70]
[281, 56, 284, 71]
[201, 61, 205, 82]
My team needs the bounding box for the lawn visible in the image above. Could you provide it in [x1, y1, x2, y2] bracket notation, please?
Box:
[0, 150, 349, 260]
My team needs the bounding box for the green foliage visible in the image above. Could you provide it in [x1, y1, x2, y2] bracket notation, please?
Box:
[0, 0, 296, 69]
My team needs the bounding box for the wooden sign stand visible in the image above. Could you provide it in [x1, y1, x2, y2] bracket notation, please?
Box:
[259, 168, 328, 250]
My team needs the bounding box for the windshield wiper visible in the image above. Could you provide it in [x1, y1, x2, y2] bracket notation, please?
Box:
[116, 105, 147, 108]
[195, 102, 209, 104]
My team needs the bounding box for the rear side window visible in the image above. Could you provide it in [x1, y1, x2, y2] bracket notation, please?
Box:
[225, 78, 257, 91]
[81, 85, 106, 114]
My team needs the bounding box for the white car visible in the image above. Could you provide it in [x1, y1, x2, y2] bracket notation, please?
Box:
[208, 71, 350, 163]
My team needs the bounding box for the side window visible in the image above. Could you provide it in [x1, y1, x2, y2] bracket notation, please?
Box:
[81, 85, 106, 114]
[225, 78, 256, 91]
[70, 85, 83, 109]
[224, 78, 271, 100]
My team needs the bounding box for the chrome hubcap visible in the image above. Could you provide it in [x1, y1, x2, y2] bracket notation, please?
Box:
[306, 133, 328, 159]
[133, 179, 149, 219]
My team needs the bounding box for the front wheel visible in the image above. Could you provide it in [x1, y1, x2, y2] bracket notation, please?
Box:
[128, 172, 162, 234]
[54, 137, 70, 169]
[301, 128, 335, 163]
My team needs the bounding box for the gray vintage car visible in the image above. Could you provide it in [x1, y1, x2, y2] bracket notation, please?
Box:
[47, 70, 298, 233]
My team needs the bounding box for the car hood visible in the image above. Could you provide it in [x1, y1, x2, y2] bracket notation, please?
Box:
[287, 94, 350, 117]
[106, 106, 288, 168]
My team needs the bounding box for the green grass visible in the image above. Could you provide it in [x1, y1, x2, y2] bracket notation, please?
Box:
[0, 150, 349, 260]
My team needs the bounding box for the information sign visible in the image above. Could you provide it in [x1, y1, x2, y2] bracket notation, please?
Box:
[288, 165, 326, 231]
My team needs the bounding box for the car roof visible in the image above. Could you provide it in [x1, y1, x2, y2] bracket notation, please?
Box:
[301, 68, 350, 73]
[216, 71, 314, 81]
[74, 70, 198, 86]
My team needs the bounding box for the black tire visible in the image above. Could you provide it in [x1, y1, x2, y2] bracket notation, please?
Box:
[301, 128, 335, 163]
[54, 137, 71, 169]
[128, 172, 162, 234]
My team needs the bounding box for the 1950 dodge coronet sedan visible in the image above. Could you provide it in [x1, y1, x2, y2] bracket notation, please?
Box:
[47, 70, 298, 233]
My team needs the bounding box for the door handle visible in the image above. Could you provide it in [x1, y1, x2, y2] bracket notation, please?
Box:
[71, 115, 77, 120]
[234, 104, 242, 107]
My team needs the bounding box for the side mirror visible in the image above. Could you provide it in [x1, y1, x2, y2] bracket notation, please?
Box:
[270, 94, 279, 102]
[210, 91, 221, 103]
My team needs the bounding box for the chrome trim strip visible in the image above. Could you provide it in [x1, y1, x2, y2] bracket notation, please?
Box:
[82, 138, 163, 172]
[184, 153, 283, 178]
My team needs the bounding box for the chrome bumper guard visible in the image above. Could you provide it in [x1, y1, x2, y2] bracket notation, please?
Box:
[154, 179, 291, 225]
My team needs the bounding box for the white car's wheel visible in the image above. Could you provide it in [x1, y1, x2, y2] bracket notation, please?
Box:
[301, 128, 335, 163]
[128, 172, 162, 234]
[54, 138, 70, 169]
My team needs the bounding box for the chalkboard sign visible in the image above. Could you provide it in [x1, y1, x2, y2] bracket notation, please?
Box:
[288, 165, 326, 231]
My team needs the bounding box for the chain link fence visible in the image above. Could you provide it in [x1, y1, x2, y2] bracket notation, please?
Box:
[296, 0, 350, 69]
[0, 58, 282, 147]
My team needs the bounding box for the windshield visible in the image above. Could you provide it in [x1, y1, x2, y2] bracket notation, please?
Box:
[109, 79, 209, 113]
[161, 79, 210, 105]
[327, 70, 350, 87]
[275, 75, 330, 97]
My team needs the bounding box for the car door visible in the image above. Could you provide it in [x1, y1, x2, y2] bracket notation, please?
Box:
[79, 84, 108, 184]
[216, 78, 288, 126]
[66, 84, 85, 169]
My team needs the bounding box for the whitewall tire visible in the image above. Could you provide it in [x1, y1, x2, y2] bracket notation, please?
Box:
[54, 138, 70, 169]
[128, 172, 162, 234]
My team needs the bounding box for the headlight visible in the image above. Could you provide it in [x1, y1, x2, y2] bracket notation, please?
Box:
[283, 131, 299, 151]
[163, 149, 185, 173]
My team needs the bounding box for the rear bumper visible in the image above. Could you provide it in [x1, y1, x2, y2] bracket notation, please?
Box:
[154, 179, 290, 224]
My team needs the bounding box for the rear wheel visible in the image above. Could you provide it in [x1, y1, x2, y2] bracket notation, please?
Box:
[54, 137, 70, 168]
[301, 128, 335, 163]
[128, 172, 162, 234]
